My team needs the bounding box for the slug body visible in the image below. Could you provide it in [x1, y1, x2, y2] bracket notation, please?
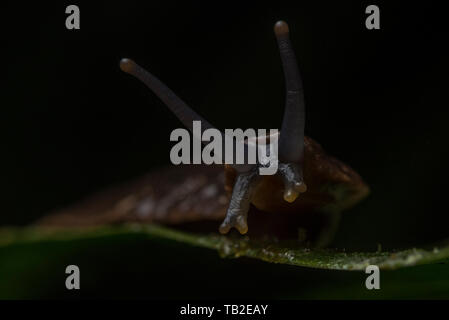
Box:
[40, 21, 369, 246]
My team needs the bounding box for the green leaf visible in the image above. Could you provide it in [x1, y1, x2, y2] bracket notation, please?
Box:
[1, 224, 448, 271]
[1, 224, 449, 299]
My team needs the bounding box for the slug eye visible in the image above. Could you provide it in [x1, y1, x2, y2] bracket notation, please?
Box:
[119, 58, 135, 74]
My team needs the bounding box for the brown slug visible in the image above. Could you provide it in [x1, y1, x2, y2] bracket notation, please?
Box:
[39, 21, 369, 247]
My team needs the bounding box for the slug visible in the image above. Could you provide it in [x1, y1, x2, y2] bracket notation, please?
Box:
[39, 21, 369, 247]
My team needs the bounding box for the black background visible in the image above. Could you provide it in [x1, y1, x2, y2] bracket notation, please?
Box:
[3, 0, 449, 252]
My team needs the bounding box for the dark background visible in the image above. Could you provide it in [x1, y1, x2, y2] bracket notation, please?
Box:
[3, 0, 449, 254]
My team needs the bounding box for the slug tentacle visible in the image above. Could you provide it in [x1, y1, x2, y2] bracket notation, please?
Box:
[278, 163, 307, 203]
[119, 58, 254, 174]
[275, 21, 306, 167]
[219, 169, 260, 235]
[120, 58, 216, 134]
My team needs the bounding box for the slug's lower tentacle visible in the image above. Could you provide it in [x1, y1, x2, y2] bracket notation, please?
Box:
[219, 169, 260, 235]
[278, 163, 307, 203]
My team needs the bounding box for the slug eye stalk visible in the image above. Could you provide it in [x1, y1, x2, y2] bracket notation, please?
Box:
[274, 21, 306, 167]
[119, 58, 254, 173]
[120, 20, 307, 234]
[119, 58, 216, 134]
